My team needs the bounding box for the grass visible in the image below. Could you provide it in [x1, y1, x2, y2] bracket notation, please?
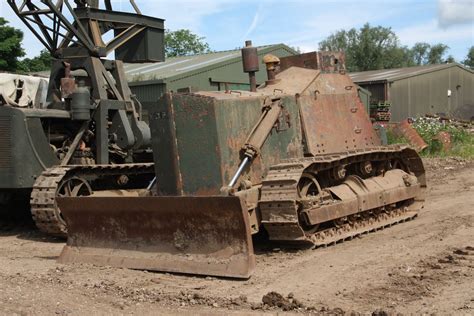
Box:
[387, 117, 474, 159]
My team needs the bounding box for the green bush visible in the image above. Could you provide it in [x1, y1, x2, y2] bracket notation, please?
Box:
[386, 117, 473, 159]
[411, 117, 473, 158]
[386, 129, 409, 145]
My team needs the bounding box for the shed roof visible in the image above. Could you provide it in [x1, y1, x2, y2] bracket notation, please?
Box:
[123, 44, 296, 83]
[349, 63, 473, 84]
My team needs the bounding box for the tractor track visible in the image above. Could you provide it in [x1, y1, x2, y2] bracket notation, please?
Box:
[260, 145, 425, 246]
[30, 163, 155, 237]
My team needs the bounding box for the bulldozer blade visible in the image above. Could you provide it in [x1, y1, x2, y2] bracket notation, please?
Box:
[56, 196, 255, 279]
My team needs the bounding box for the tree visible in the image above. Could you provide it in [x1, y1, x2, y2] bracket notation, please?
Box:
[291, 46, 302, 54]
[0, 18, 25, 72]
[462, 46, 474, 68]
[427, 43, 449, 64]
[18, 49, 52, 72]
[164, 29, 211, 57]
[411, 42, 430, 65]
[319, 24, 452, 70]
[318, 29, 352, 52]
[384, 46, 415, 69]
[445, 55, 455, 63]
[319, 23, 410, 72]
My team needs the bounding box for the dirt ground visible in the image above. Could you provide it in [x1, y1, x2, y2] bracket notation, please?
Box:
[0, 158, 473, 315]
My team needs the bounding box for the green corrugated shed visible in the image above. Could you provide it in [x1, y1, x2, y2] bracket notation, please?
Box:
[126, 44, 297, 105]
[350, 63, 474, 121]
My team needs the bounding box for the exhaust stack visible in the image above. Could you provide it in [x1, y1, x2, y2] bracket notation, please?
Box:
[241, 40, 259, 92]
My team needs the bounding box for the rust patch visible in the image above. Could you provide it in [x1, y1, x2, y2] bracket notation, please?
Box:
[57, 196, 255, 279]
[395, 119, 428, 152]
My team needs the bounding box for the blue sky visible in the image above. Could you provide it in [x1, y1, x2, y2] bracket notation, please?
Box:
[1, 0, 473, 62]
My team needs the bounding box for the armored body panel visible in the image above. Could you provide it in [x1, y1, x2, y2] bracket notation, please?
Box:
[150, 93, 303, 196]
[0, 107, 62, 189]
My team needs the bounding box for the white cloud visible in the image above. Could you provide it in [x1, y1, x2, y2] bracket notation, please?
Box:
[241, 4, 263, 42]
[396, 19, 473, 46]
[438, 0, 474, 28]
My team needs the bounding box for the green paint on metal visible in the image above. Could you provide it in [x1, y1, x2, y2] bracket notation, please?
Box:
[171, 94, 222, 195]
[0, 106, 58, 189]
[149, 92, 303, 196]
[214, 95, 303, 187]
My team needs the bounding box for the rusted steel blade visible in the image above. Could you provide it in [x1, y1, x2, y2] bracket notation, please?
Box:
[57, 196, 255, 279]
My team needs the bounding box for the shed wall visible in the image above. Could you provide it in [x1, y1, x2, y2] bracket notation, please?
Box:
[389, 66, 474, 121]
[130, 83, 166, 102]
[129, 83, 166, 122]
[129, 46, 296, 105]
[166, 46, 295, 93]
[359, 83, 385, 103]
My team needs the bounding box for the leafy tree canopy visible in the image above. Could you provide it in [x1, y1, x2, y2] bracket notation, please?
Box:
[0, 18, 25, 72]
[319, 23, 452, 72]
[462, 46, 474, 68]
[427, 43, 450, 64]
[164, 29, 211, 57]
[18, 49, 52, 73]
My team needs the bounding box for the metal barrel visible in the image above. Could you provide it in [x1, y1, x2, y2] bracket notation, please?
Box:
[57, 196, 255, 279]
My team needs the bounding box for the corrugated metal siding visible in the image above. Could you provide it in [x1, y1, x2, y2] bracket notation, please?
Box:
[0, 117, 12, 170]
[124, 44, 296, 83]
[208, 46, 295, 86]
[129, 83, 165, 102]
[131, 45, 296, 104]
[359, 83, 385, 103]
[453, 66, 474, 120]
[389, 66, 474, 121]
[167, 74, 219, 93]
[390, 80, 409, 120]
[460, 66, 474, 104]
[350, 63, 451, 83]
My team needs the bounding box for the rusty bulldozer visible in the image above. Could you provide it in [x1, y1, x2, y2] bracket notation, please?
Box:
[57, 46, 426, 279]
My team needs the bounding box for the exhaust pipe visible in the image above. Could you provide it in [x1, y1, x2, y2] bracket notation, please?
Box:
[241, 40, 259, 92]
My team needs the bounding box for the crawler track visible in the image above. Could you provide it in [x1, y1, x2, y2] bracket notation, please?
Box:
[30, 164, 155, 237]
[259, 146, 425, 246]
[310, 208, 418, 247]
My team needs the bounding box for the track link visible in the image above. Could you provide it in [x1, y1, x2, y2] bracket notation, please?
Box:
[30, 164, 154, 237]
[30, 167, 71, 236]
[259, 146, 426, 246]
[310, 208, 418, 247]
